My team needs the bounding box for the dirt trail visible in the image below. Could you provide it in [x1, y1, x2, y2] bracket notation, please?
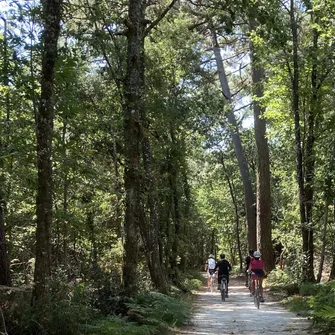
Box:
[178, 276, 314, 335]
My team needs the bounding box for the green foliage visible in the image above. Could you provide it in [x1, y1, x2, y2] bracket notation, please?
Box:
[283, 281, 335, 332]
[126, 292, 191, 329]
[180, 271, 204, 291]
[284, 296, 312, 317]
[86, 316, 158, 335]
[310, 281, 335, 331]
[299, 282, 321, 297]
[2, 281, 93, 335]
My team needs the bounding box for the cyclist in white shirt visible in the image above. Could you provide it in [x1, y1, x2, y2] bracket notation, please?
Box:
[205, 254, 216, 289]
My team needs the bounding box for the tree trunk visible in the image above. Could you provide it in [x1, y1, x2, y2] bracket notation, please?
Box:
[32, 0, 62, 306]
[289, 0, 314, 282]
[221, 155, 243, 270]
[249, 17, 275, 273]
[123, 0, 170, 295]
[0, 198, 11, 286]
[0, 17, 11, 287]
[141, 133, 168, 293]
[122, 0, 145, 296]
[317, 206, 328, 283]
[210, 26, 256, 251]
[302, 18, 320, 282]
[329, 201, 335, 281]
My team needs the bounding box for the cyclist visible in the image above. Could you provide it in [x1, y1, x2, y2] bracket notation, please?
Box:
[248, 250, 265, 302]
[205, 254, 216, 289]
[214, 253, 232, 297]
[245, 249, 254, 287]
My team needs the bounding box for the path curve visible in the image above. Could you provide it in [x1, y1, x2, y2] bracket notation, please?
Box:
[178, 276, 314, 335]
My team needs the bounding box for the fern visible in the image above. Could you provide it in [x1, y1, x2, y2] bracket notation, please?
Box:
[314, 305, 335, 321]
[86, 316, 158, 335]
[126, 292, 191, 328]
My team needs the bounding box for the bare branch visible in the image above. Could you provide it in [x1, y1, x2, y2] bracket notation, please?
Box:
[144, 0, 178, 36]
[233, 102, 253, 113]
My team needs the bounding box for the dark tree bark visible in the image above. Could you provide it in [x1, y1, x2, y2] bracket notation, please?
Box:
[289, 0, 315, 282]
[330, 202, 335, 281]
[0, 17, 11, 287]
[249, 17, 275, 273]
[167, 128, 182, 284]
[317, 205, 328, 283]
[210, 26, 256, 250]
[32, 0, 62, 305]
[0, 196, 11, 286]
[221, 155, 243, 270]
[122, 0, 145, 296]
[123, 0, 176, 294]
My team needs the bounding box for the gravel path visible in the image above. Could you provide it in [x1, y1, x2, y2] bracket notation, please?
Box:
[178, 276, 314, 335]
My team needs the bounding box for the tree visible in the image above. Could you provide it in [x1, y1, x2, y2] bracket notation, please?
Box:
[32, 0, 62, 305]
[249, 14, 275, 272]
[0, 16, 12, 286]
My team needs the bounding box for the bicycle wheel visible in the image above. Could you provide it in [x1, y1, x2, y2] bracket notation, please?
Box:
[221, 281, 226, 301]
[254, 285, 260, 309]
[210, 276, 214, 293]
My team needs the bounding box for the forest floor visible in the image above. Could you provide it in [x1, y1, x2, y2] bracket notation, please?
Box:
[177, 275, 319, 335]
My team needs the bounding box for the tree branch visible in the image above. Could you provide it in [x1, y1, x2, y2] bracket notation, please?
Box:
[144, 0, 178, 36]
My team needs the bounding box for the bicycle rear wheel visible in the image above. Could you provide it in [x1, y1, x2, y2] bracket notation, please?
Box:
[221, 281, 226, 301]
[210, 276, 214, 293]
[254, 286, 260, 309]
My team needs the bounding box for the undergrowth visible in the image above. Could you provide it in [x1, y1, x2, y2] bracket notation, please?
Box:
[2, 271, 195, 335]
[267, 269, 335, 333]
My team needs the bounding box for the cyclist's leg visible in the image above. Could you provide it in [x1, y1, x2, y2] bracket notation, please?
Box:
[259, 277, 264, 301]
[217, 274, 221, 290]
[251, 277, 256, 295]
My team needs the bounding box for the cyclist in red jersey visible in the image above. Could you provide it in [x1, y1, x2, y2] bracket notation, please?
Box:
[248, 251, 265, 302]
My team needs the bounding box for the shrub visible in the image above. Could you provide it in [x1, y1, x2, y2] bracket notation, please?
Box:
[184, 278, 202, 291]
[284, 296, 312, 317]
[1, 281, 93, 335]
[299, 282, 321, 296]
[126, 292, 191, 328]
[86, 316, 158, 335]
[311, 281, 335, 332]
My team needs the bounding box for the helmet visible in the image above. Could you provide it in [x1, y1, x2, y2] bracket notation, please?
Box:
[220, 253, 225, 259]
[209, 254, 214, 258]
[253, 251, 261, 258]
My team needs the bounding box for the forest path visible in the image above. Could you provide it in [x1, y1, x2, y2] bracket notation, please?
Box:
[178, 275, 315, 335]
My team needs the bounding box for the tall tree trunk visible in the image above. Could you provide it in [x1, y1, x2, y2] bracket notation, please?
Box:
[122, 0, 176, 294]
[0, 17, 11, 287]
[141, 133, 168, 293]
[167, 129, 182, 284]
[249, 18, 275, 273]
[210, 26, 256, 250]
[32, 0, 62, 306]
[289, 0, 313, 282]
[329, 201, 335, 281]
[317, 206, 328, 283]
[221, 155, 243, 270]
[122, 0, 145, 296]
[302, 16, 319, 282]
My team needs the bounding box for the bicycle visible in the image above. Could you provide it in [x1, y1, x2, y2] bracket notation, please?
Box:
[220, 275, 228, 301]
[253, 276, 261, 309]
